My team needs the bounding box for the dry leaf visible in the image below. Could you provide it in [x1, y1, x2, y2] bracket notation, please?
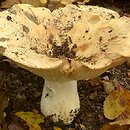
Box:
[54, 126, 62, 130]
[127, 72, 130, 78]
[104, 86, 127, 120]
[101, 124, 129, 130]
[110, 108, 130, 125]
[84, 0, 90, 2]
[21, 0, 47, 7]
[0, 0, 21, 9]
[0, 0, 47, 9]
[61, 0, 90, 5]
[61, 0, 74, 5]
[110, 118, 130, 125]
[15, 111, 44, 130]
[102, 80, 115, 94]
[104, 86, 130, 127]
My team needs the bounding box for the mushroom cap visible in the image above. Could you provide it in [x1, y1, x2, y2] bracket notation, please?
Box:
[0, 4, 130, 80]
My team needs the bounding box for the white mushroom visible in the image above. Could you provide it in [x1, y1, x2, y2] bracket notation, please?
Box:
[0, 4, 130, 124]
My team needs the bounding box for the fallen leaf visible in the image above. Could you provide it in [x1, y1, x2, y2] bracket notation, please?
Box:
[15, 111, 44, 130]
[110, 109, 130, 125]
[54, 126, 62, 130]
[102, 80, 115, 94]
[61, 0, 74, 5]
[104, 86, 127, 120]
[104, 86, 130, 127]
[110, 118, 130, 125]
[60, 0, 90, 5]
[127, 72, 130, 78]
[101, 124, 129, 130]
[0, 0, 21, 9]
[40, 0, 47, 4]
[0, 0, 47, 9]
[84, 0, 90, 2]
[21, 0, 47, 7]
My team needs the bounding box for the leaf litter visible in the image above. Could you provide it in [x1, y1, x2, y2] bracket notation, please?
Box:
[15, 111, 44, 130]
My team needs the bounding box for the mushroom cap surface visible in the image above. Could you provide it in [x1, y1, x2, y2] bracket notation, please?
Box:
[0, 4, 130, 80]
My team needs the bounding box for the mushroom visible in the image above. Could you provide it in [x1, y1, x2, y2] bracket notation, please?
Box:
[0, 4, 130, 124]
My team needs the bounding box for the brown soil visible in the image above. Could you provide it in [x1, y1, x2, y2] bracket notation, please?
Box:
[0, 0, 130, 130]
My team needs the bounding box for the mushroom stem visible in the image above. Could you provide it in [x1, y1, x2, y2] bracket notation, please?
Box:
[41, 80, 80, 124]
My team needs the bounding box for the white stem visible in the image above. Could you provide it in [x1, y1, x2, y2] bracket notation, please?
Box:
[41, 80, 80, 124]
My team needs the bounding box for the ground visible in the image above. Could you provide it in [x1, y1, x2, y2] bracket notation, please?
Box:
[0, 0, 130, 130]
